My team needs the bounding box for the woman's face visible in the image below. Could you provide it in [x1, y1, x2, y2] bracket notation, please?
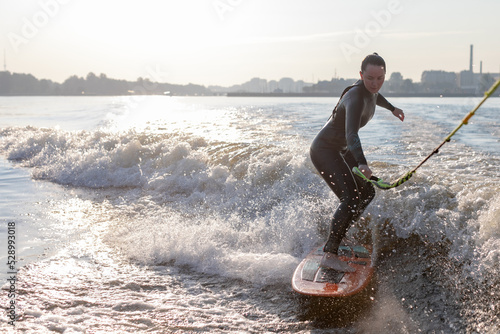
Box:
[360, 64, 386, 94]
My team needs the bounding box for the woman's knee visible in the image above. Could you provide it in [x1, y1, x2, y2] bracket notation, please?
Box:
[337, 195, 362, 215]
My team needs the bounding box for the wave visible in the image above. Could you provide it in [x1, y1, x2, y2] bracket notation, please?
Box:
[1, 125, 499, 286]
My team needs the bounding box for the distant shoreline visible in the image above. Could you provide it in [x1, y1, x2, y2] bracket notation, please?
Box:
[226, 92, 484, 98]
[0, 92, 494, 98]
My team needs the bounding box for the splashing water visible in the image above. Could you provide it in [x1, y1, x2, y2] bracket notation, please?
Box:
[0, 96, 499, 332]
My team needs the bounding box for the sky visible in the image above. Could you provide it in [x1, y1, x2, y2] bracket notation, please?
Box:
[1, 0, 499, 86]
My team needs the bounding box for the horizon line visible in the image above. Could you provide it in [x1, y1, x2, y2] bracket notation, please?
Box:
[2, 68, 499, 88]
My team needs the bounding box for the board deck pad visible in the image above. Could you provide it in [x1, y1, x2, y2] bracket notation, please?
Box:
[292, 243, 374, 297]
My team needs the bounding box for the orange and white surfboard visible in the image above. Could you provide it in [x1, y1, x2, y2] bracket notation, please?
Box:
[292, 243, 374, 297]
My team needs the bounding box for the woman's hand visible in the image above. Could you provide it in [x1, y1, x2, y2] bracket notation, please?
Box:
[358, 164, 372, 179]
[392, 107, 404, 122]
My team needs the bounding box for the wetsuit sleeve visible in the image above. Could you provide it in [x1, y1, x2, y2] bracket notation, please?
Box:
[376, 94, 395, 112]
[344, 95, 368, 166]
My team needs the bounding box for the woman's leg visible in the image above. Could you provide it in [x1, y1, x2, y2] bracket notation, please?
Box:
[310, 148, 360, 255]
[342, 150, 376, 224]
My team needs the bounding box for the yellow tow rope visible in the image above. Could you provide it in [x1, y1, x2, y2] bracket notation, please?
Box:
[353, 78, 500, 189]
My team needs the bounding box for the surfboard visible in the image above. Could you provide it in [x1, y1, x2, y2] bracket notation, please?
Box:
[292, 242, 374, 297]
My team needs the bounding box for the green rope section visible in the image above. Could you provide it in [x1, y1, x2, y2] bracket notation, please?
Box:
[354, 78, 500, 190]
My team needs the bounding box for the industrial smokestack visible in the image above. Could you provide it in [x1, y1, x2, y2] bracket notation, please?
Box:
[470, 44, 473, 73]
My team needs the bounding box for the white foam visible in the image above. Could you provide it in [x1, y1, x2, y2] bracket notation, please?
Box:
[1, 97, 499, 286]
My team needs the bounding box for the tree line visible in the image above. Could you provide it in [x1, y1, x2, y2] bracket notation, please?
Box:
[0, 71, 211, 96]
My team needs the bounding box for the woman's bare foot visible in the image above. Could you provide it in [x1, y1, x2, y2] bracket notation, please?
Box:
[320, 252, 356, 272]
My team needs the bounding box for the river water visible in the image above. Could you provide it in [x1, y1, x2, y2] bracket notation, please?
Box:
[0, 95, 499, 333]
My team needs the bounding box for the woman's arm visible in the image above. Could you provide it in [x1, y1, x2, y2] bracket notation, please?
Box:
[345, 96, 368, 167]
[377, 94, 405, 122]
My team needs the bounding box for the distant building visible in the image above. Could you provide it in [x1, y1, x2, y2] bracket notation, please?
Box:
[243, 77, 268, 93]
[421, 70, 458, 94]
[278, 77, 295, 93]
[268, 80, 279, 93]
[421, 71, 457, 86]
[210, 77, 313, 94]
[459, 70, 475, 94]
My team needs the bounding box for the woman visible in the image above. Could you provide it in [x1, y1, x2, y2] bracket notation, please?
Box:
[310, 53, 404, 272]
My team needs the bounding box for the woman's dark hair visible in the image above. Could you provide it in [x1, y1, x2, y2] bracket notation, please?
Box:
[361, 53, 386, 73]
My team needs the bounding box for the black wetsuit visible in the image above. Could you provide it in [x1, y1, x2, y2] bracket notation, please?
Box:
[310, 80, 395, 254]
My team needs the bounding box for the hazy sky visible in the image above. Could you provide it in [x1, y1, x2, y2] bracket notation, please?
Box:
[1, 0, 499, 86]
